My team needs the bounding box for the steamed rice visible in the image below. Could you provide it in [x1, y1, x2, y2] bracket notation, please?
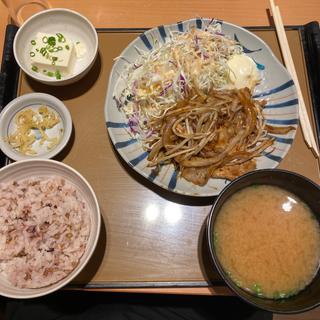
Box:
[0, 175, 90, 288]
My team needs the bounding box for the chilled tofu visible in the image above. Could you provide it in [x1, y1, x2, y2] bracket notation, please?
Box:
[30, 32, 75, 77]
[75, 41, 87, 58]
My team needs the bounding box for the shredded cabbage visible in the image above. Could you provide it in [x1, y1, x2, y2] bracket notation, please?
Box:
[114, 21, 243, 142]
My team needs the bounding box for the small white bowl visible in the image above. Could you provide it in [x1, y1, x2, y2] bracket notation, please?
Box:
[13, 8, 98, 86]
[0, 159, 101, 298]
[0, 93, 72, 161]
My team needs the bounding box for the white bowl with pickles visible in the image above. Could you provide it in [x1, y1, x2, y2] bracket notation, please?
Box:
[0, 93, 72, 161]
[13, 8, 98, 85]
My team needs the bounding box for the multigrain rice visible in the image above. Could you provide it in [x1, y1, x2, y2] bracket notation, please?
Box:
[0, 176, 90, 288]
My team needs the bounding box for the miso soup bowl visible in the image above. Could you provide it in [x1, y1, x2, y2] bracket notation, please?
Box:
[206, 169, 320, 314]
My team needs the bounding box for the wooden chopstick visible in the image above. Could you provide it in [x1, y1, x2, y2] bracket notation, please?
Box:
[269, 0, 320, 158]
[271, 3, 312, 149]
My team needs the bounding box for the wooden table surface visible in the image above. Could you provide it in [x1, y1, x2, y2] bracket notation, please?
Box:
[1, 1, 320, 318]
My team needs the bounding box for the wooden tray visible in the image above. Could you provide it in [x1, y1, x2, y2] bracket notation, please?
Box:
[1, 24, 320, 289]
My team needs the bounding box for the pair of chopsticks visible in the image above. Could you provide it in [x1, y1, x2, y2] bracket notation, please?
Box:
[269, 0, 320, 159]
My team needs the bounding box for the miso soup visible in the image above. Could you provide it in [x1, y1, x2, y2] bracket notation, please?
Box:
[214, 185, 320, 299]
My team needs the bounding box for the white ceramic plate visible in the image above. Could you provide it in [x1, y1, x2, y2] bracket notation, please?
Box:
[0, 93, 72, 161]
[104, 18, 298, 197]
[13, 8, 98, 86]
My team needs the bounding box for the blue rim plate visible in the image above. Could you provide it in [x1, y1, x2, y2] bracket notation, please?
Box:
[104, 18, 298, 197]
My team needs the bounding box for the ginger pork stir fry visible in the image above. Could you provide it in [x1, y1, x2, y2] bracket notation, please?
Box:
[115, 22, 295, 186]
[146, 88, 294, 186]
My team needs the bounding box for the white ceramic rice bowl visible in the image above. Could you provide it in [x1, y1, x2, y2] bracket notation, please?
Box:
[0, 159, 101, 298]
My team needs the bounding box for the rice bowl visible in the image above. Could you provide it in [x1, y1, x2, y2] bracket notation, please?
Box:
[0, 159, 100, 298]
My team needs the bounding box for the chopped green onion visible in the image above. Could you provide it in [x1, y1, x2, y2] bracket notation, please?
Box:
[36, 49, 39, 52]
[286, 290, 296, 298]
[31, 40, 36, 45]
[55, 70, 62, 80]
[52, 57, 58, 61]
[56, 33, 66, 43]
[47, 36, 56, 46]
[40, 47, 47, 56]
[213, 231, 218, 246]
[235, 279, 242, 287]
[43, 69, 47, 73]
[47, 71, 54, 77]
[273, 291, 287, 299]
[57, 46, 63, 51]
[42, 36, 48, 43]
[52, 47, 59, 52]
[76, 41, 80, 44]
[65, 45, 70, 50]
[31, 65, 38, 72]
[30, 52, 35, 57]
[252, 283, 263, 297]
